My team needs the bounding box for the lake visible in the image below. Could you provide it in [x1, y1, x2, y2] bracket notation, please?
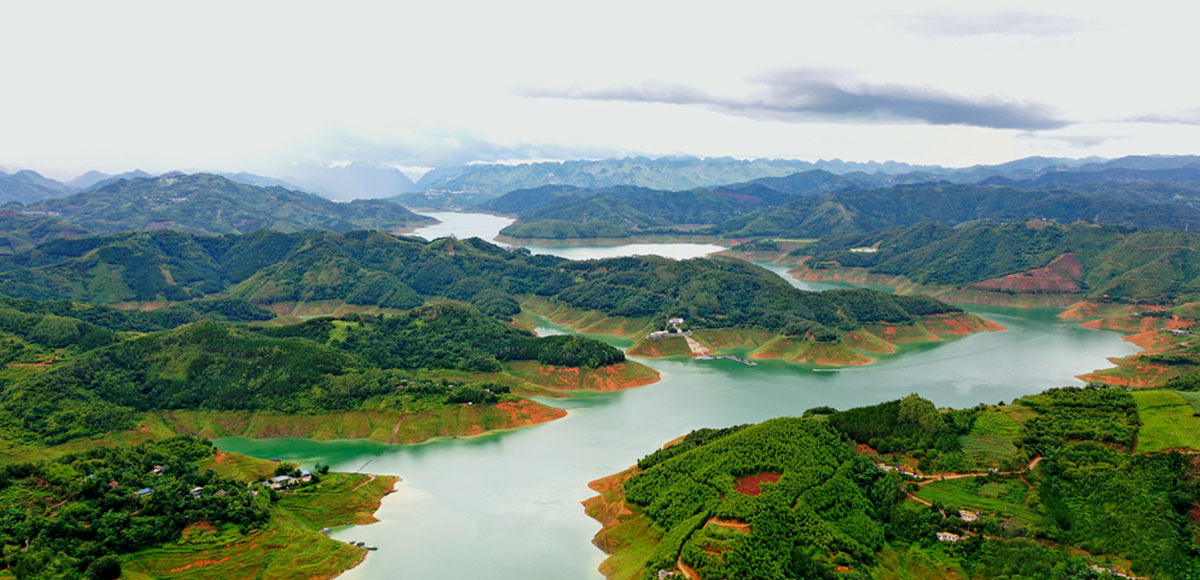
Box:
[217, 212, 1139, 580]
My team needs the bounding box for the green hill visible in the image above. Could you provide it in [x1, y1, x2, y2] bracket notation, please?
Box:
[0, 228, 977, 353]
[18, 173, 435, 238]
[714, 183, 1200, 239]
[493, 172, 873, 240]
[0, 302, 627, 444]
[0, 210, 88, 254]
[801, 222, 1200, 304]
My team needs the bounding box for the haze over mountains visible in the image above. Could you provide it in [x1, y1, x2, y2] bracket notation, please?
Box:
[3, 153, 1192, 207]
[2, 154, 1200, 252]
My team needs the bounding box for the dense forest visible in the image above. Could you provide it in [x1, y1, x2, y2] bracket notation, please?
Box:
[0, 301, 625, 445]
[0, 228, 965, 346]
[609, 386, 1200, 580]
[554, 256, 958, 340]
[801, 221, 1200, 304]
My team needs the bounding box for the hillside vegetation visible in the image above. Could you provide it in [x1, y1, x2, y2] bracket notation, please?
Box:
[591, 386, 1200, 580]
[0, 229, 970, 349]
[801, 222, 1200, 304]
[714, 182, 1200, 239]
[0, 302, 626, 445]
[4, 173, 434, 242]
[0, 435, 392, 580]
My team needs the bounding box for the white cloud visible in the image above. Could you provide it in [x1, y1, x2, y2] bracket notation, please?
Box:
[0, 0, 1198, 176]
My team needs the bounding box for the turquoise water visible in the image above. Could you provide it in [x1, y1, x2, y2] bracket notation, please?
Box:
[217, 213, 1139, 579]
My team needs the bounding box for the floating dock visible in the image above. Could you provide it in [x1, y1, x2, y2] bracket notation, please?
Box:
[694, 355, 757, 366]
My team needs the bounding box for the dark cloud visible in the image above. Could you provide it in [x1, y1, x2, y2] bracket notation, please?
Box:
[522, 70, 1070, 131]
[895, 11, 1088, 37]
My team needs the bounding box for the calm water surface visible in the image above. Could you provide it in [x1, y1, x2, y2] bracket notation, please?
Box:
[218, 213, 1139, 580]
[410, 211, 723, 260]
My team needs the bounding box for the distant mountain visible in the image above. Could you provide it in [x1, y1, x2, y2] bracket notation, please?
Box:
[412, 155, 1135, 209]
[215, 172, 310, 192]
[982, 166, 1200, 188]
[65, 170, 114, 191]
[713, 182, 1200, 239]
[1077, 155, 1200, 172]
[420, 157, 948, 198]
[19, 173, 435, 238]
[0, 170, 73, 204]
[494, 170, 939, 239]
[478, 185, 595, 215]
[392, 190, 498, 211]
[79, 170, 154, 192]
[285, 163, 418, 200]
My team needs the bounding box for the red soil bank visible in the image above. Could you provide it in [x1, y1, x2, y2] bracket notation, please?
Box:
[735, 472, 782, 496]
[970, 253, 1083, 293]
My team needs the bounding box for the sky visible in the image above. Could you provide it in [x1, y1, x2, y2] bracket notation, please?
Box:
[2, 0, 1199, 180]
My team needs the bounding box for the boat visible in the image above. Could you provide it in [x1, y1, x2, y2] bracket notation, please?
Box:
[726, 356, 758, 366]
[694, 355, 716, 360]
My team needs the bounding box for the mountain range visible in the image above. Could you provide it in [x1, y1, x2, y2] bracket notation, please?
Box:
[0, 173, 434, 248]
[493, 159, 1200, 240]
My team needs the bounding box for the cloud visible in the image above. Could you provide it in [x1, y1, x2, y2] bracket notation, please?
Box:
[1120, 108, 1200, 125]
[291, 129, 633, 171]
[521, 69, 1070, 131]
[1017, 132, 1123, 148]
[894, 11, 1088, 37]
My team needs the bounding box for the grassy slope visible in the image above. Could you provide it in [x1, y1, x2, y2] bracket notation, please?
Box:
[158, 399, 567, 445]
[521, 296, 655, 336]
[503, 360, 660, 394]
[915, 477, 1045, 526]
[121, 473, 397, 580]
[1132, 390, 1200, 452]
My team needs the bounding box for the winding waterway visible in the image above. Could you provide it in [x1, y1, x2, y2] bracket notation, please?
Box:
[217, 213, 1140, 580]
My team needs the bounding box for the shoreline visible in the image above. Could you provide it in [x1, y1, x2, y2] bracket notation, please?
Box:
[787, 261, 1200, 387]
[495, 234, 735, 247]
[525, 295, 1006, 369]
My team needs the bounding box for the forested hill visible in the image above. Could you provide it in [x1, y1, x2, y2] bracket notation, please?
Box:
[801, 222, 1200, 304]
[11, 173, 435, 238]
[713, 182, 1200, 239]
[553, 255, 959, 339]
[0, 228, 963, 341]
[0, 302, 627, 444]
[493, 164, 1200, 241]
[491, 170, 924, 239]
[595, 387, 1200, 579]
[497, 187, 788, 239]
